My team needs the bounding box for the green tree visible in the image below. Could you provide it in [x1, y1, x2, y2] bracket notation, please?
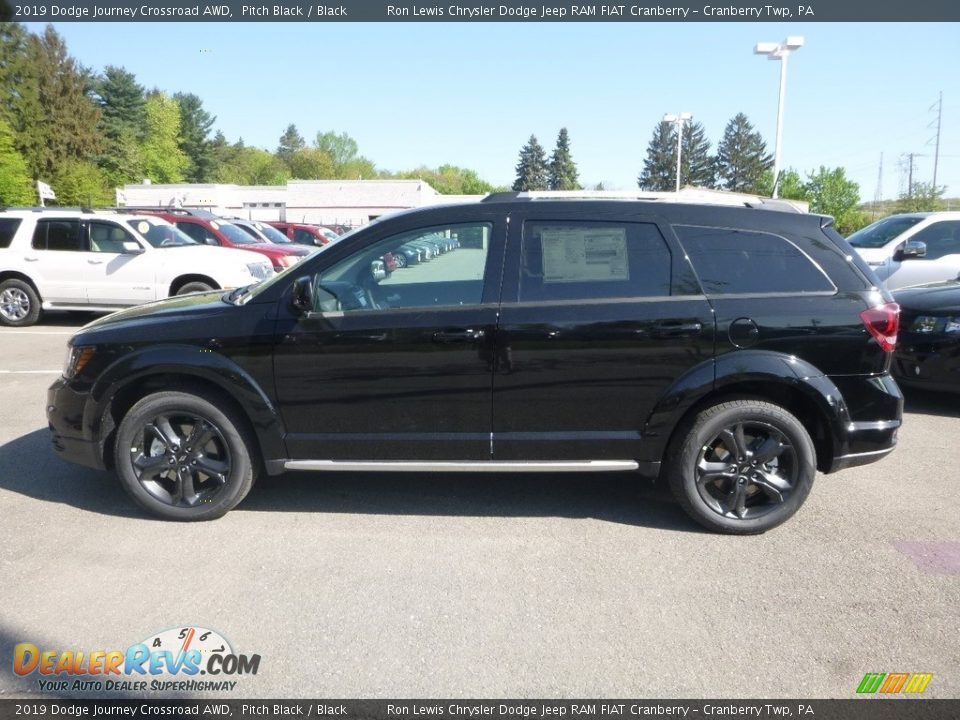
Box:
[714, 113, 772, 193]
[315, 130, 358, 166]
[548, 127, 580, 190]
[513, 134, 548, 191]
[91, 65, 146, 186]
[0, 116, 32, 204]
[18, 26, 102, 183]
[681, 121, 714, 188]
[804, 166, 863, 234]
[51, 157, 112, 206]
[757, 167, 810, 201]
[897, 181, 946, 213]
[213, 139, 288, 185]
[0, 22, 30, 127]
[277, 123, 306, 166]
[174, 92, 216, 183]
[141, 91, 188, 183]
[288, 147, 335, 179]
[638, 121, 676, 191]
[392, 164, 496, 194]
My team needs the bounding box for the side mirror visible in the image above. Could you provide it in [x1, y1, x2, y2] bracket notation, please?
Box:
[291, 275, 314, 313]
[122, 241, 144, 255]
[897, 240, 927, 261]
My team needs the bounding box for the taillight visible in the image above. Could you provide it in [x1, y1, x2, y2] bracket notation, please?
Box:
[859, 302, 900, 352]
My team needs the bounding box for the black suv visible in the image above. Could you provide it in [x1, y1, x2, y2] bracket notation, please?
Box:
[47, 194, 903, 533]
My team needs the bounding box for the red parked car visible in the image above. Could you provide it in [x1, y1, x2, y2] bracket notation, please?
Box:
[135, 209, 310, 272]
[268, 221, 340, 247]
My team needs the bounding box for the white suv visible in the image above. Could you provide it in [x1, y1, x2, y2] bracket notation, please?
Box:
[847, 212, 960, 289]
[0, 210, 275, 327]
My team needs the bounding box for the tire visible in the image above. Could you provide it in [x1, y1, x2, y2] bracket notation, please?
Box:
[113, 390, 258, 521]
[665, 399, 816, 535]
[175, 281, 215, 296]
[0, 278, 42, 327]
[394, 253, 407, 269]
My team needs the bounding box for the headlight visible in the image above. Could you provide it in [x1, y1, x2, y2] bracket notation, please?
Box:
[910, 316, 960, 334]
[246, 262, 274, 281]
[63, 345, 96, 379]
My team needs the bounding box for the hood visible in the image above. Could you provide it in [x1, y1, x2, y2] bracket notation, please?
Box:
[239, 244, 310, 258]
[76, 291, 232, 336]
[159, 244, 274, 267]
[893, 281, 960, 314]
[851, 247, 889, 265]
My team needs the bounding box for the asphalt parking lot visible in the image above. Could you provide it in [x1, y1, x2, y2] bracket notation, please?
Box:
[1, 315, 958, 699]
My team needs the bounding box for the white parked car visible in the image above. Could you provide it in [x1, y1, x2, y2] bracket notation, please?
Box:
[847, 212, 960, 289]
[0, 210, 275, 327]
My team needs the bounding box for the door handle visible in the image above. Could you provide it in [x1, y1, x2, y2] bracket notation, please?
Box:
[24, 257, 39, 262]
[652, 321, 702, 337]
[432, 328, 485, 344]
[88, 259, 104, 265]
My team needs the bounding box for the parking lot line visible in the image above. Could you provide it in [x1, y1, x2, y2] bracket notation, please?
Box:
[0, 370, 61, 374]
[0, 330, 75, 335]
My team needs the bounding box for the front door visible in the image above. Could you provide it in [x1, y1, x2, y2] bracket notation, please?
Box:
[85, 220, 157, 306]
[273, 215, 506, 461]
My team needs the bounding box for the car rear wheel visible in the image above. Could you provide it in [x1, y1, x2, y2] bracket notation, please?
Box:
[0, 279, 42, 327]
[666, 399, 815, 534]
[114, 391, 257, 521]
[394, 253, 407, 269]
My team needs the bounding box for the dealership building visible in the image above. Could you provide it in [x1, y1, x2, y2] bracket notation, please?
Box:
[118, 179, 481, 229]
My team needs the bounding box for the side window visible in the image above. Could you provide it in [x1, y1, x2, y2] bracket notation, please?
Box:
[0, 218, 22, 248]
[32, 219, 84, 252]
[177, 222, 218, 246]
[519, 221, 671, 302]
[675, 225, 835, 295]
[908, 221, 960, 260]
[319, 222, 491, 312]
[89, 221, 136, 253]
[294, 229, 317, 245]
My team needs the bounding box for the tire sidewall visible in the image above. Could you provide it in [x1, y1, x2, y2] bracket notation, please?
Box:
[176, 282, 214, 296]
[670, 401, 816, 534]
[114, 391, 254, 521]
[0, 279, 42, 327]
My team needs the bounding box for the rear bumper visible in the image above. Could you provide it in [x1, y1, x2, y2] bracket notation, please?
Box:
[823, 373, 903, 473]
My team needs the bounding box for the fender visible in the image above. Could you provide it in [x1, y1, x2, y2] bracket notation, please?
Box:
[85, 344, 287, 468]
[638, 350, 851, 465]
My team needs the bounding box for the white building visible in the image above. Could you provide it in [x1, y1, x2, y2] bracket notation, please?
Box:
[119, 179, 482, 229]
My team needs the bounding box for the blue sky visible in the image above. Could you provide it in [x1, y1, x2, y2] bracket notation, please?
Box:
[26, 21, 960, 199]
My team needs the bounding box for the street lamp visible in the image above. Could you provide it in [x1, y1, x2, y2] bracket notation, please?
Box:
[754, 36, 804, 198]
[663, 112, 692, 193]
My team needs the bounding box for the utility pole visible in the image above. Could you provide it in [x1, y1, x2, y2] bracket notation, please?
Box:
[931, 91, 942, 188]
[873, 152, 883, 219]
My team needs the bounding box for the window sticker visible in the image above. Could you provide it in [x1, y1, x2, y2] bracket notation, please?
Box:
[210, 221, 220, 230]
[137, 221, 150, 234]
[541, 228, 629, 283]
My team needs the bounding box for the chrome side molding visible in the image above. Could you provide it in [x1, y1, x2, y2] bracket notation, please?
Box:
[283, 460, 639, 473]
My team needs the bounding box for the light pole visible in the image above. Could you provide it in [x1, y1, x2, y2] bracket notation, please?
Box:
[754, 36, 804, 198]
[663, 112, 692, 193]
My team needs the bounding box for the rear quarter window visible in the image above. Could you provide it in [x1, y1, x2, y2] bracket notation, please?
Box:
[675, 225, 835, 295]
[0, 218, 22, 248]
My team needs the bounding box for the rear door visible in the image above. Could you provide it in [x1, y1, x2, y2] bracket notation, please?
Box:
[492, 207, 715, 461]
[273, 209, 506, 461]
[26, 218, 88, 304]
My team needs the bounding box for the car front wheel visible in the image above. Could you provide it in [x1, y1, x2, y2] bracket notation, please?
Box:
[114, 391, 257, 520]
[666, 399, 816, 534]
[0, 278, 42, 327]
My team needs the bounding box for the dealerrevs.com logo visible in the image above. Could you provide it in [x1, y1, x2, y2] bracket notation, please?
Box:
[13, 626, 260, 693]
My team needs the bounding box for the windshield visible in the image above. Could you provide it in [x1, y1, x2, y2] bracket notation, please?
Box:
[256, 223, 294, 244]
[847, 216, 924, 249]
[232, 223, 368, 304]
[216, 221, 261, 245]
[127, 218, 198, 248]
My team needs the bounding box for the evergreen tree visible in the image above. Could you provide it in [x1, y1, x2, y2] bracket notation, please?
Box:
[277, 123, 305, 166]
[91, 65, 146, 187]
[0, 22, 30, 127]
[548, 127, 579, 190]
[141, 91, 188, 183]
[174, 92, 216, 182]
[714, 113, 772, 193]
[638, 121, 676, 191]
[19, 26, 102, 182]
[0, 116, 32, 204]
[681, 121, 714, 188]
[512, 134, 548, 191]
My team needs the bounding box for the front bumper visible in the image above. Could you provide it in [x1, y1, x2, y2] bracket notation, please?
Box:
[46, 378, 107, 471]
[893, 334, 960, 393]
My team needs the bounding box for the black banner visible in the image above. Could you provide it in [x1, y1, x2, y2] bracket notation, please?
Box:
[3, 0, 960, 22]
[1, 700, 960, 720]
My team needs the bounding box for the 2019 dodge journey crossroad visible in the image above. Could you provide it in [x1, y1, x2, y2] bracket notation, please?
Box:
[47, 192, 903, 533]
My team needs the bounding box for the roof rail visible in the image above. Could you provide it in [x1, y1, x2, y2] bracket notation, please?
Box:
[0, 206, 101, 213]
[481, 189, 807, 213]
